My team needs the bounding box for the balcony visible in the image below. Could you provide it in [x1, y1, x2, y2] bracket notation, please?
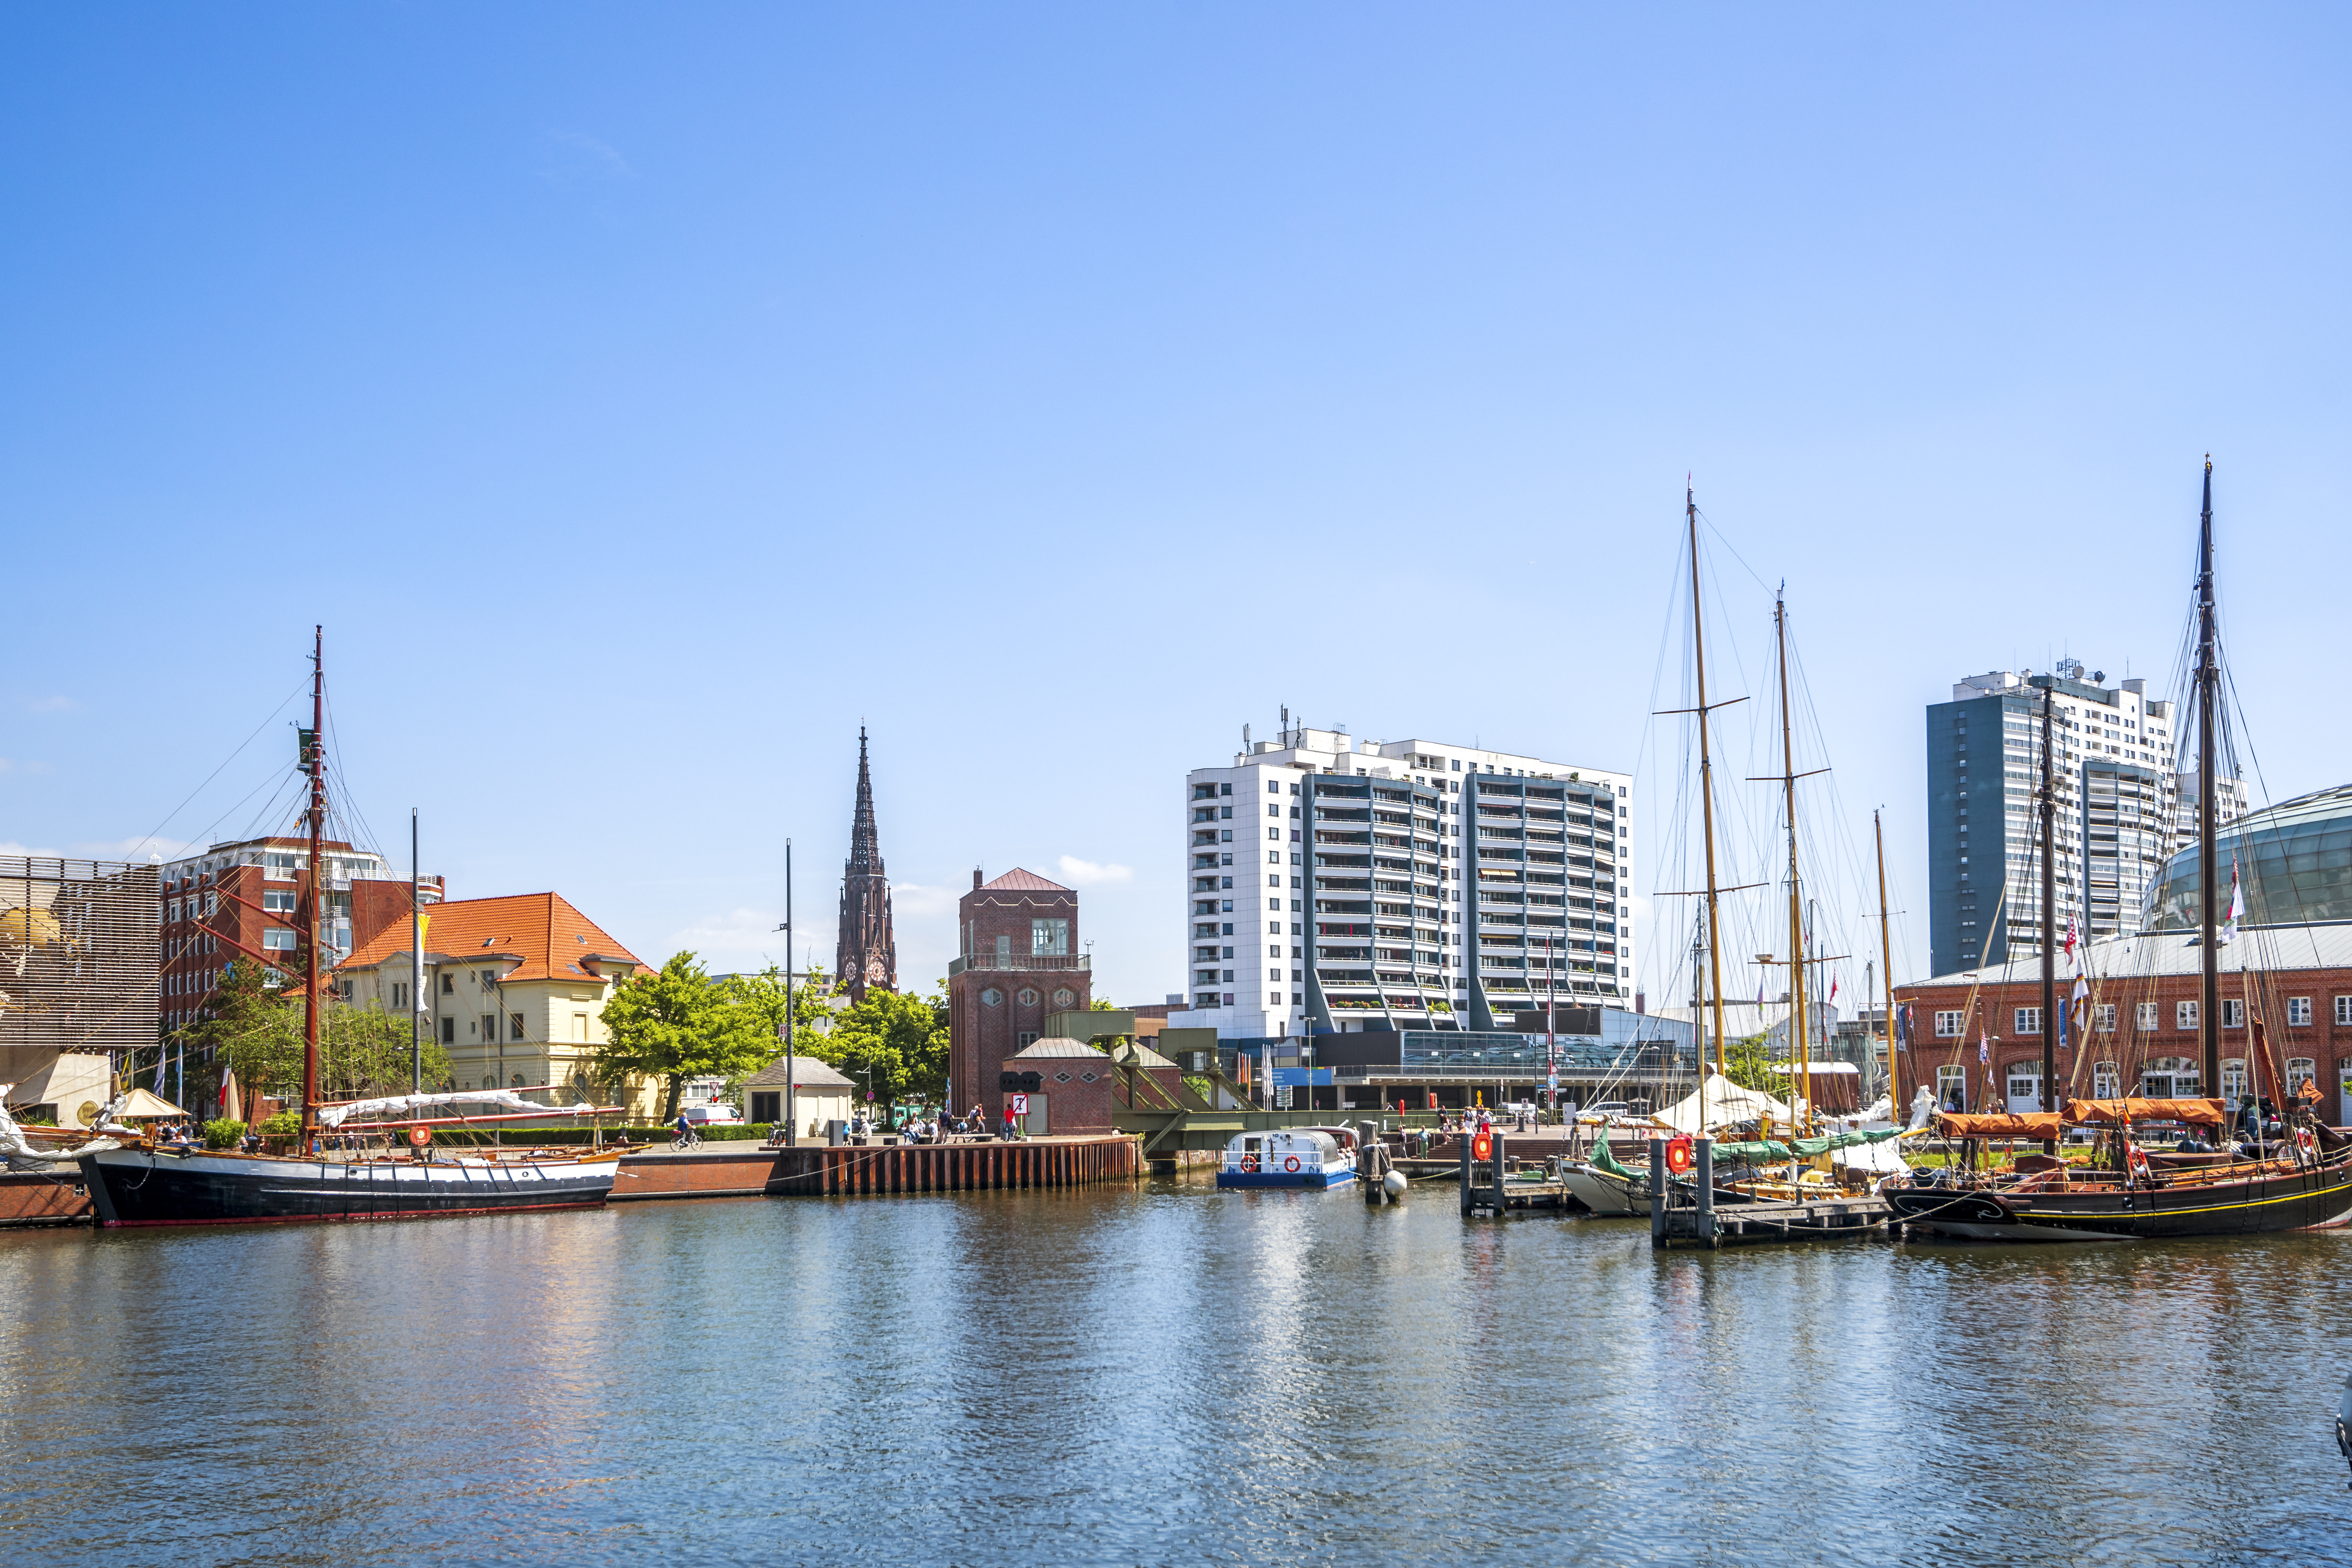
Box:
[947, 953, 1092, 975]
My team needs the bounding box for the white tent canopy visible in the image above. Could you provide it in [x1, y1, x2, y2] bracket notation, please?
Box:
[1657, 1073, 1797, 1134]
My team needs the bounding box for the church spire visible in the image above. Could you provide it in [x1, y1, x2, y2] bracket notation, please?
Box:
[836, 728, 897, 1003]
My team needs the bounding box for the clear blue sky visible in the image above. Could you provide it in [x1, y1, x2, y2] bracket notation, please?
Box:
[4, 4, 2347, 1005]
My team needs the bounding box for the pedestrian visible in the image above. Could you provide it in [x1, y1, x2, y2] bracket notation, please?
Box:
[1002, 1104, 1018, 1141]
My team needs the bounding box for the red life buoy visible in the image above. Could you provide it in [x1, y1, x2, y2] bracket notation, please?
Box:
[1240, 1154, 1259, 1172]
[1472, 1131, 1493, 1163]
[1284, 1155, 1301, 1172]
[408, 1125, 432, 1148]
[1666, 1137, 1694, 1175]
[2296, 1127, 2316, 1154]
[2127, 1144, 2151, 1183]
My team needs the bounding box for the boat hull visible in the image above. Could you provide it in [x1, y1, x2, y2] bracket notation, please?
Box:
[1887, 1156, 2352, 1241]
[1215, 1168, 1354, 1190]
[76, 1147, 618, 1227]
[1562, 1165, 1643, 1216]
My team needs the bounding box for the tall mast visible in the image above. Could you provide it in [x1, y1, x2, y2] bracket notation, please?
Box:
[302, 626, 324, 1142]
[785, 839, 797, 1144]
[1774, 592, 1809, 1132]
[2038, 678, 2057, 1153]
[1686, 486, 1731, 1079]
[1874, 811, 1895, 1114]
[411, 807, 421, 1095]
[2197, 457, 2220, 1098]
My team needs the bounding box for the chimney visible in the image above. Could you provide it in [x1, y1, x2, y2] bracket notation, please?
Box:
[1635, 991, 1647, 1015]
[972, 867, 983, 889]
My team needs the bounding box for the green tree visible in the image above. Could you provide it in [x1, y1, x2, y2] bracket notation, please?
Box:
[1720, 1032, 1779, 1094]
[183, 960, 452, 1109]
[718, 962, 840, 1107]
[821, 983, 950, 1108]
[595, 951, 768, 1121]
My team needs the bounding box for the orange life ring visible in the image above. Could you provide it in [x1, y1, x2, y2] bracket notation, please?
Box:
[1666, 1137, 1695, 1175]
[2296, 1127, 2316, 1154]
[1472, 1131, 1493, 1162]
[2127, 1144, 2151, 1181]
[1240, 1154, 1259, 1172]
[1284, 1155, 1301, 1172]
[408, 1125, 432, 1147]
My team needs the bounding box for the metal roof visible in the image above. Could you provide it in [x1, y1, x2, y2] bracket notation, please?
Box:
[1915, 920, 2352, 989]
[1005, 1036, 1109, 1060]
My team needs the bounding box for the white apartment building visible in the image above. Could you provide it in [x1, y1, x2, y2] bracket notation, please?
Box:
[1171, 724, 1632, 1044]
[1930, 659, 2245, 975]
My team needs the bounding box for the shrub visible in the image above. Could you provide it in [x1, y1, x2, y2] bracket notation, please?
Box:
[203, 1118, 247, 1149]
[259, 1111, 302, 1136]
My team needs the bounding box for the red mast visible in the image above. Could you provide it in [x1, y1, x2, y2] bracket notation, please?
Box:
[302, 626, 324, 1143]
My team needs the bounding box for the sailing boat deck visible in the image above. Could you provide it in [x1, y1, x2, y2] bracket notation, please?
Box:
[1654, 1191, 1891, 1246]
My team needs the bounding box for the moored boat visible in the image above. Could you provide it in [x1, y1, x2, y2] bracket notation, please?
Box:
[76, 1140, 618, 1226]
[1216, 1129, 1355, 1189]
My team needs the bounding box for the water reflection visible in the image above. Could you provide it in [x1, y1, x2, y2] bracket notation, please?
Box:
[3, 1185, 2348, 1565]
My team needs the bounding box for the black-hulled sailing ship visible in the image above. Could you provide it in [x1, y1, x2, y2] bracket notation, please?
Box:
[75, 630, 620, 1227]
[1888, 462, 2352, 1240]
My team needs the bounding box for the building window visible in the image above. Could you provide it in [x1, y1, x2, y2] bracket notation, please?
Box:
[1934, 1009, 1963, 1038]
[1031, 918, 1069, 955]
[441, 1017, 455, 1044]
[1220, 829, 1232, 842]
[510, 1013, 526, 1041]
[2222, 999, 2244, 1029]
[2006, 1063, 2041, 1104]
[441, 973, 454, 995]
[392, 982, 407, 1009]
[1016, 988, 1039, 1006]
[263, 929, 296, 952]
[2094, 1004, 2115, 1033]
[2136, 1001, 2157, 1030]
[574, 1014, 589, 1043]
[2176, 1000, 2198, 1030]
[1936, 1064, 1968, 1111]
[1220, 784, 1232, 796]
[1222, 992, 1234, 1005]
[980, 988, 1003, 1007]
[2338, 996, 2352, 1027]
[2288, 996, 2312, 1026]
[2287, 1057, 2317, 1096]
[2092, 1061, 2119, 1098]
[1017, 1032, 1039, 1048]
[1269, 946, 1281, 959]
[1221, 970, 1234, 983]
[481, 1013, 495, 1041]
[2221, 1059, 2247, 1100]
[2014, 1007, 2042, 1036]
[1267, 827, 1279, 840]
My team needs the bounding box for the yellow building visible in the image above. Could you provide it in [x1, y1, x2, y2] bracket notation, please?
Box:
[337, 892, 660, 1118]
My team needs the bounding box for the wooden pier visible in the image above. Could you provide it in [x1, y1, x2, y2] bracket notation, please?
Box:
[1647, 1136, 1890, 1249]
[611, 1134, 1141, 1202]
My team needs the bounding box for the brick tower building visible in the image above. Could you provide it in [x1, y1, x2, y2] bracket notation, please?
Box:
[835, 729, 897, 1004]
[947, 867, 1090, 1120]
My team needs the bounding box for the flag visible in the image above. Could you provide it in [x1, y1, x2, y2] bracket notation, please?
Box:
[1897, 1004, 1912, 1051]
[1829, 974, 1840, 1003]
[2222, 858, 2244, 944]
[2063, 918, 2077, 962]
[2057, 1002, 2068, 1052]
[1978, 1033, 1990, 1065]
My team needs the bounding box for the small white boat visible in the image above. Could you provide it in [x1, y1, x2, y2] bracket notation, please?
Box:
[1216, 1129, 1355, 1190]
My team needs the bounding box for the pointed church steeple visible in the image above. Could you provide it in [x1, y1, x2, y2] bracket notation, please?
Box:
[836, 728, 897, 1002]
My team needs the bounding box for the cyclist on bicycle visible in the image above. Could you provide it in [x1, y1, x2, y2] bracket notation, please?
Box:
[672, 1111, 696, 1147]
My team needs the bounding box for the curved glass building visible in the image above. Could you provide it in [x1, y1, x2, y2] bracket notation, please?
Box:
[2146, 782, 2352, 931]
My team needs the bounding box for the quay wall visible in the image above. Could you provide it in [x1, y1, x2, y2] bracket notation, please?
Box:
[610, 1134, 1140, 1202]
[0, 1171, 92, 1226]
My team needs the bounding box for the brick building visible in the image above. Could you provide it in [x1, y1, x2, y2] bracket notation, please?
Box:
[160, 836, 441, 1036]
[947, 867, 1090, 1122]
[1895, 925, 2352, 1125]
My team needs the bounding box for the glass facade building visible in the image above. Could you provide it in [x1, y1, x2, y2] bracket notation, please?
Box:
[2147, 782, 2352, 931]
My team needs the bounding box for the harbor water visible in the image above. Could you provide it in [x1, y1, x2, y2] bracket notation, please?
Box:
[5, 1180, 2350, 1566]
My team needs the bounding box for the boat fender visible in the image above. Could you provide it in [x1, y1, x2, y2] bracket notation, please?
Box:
[408, 1125, 433, 1147]
[1240, 1154, 1259, 1173]
[1383, 1169, 1408, 1198]
[1666, 1136, 1695, 1176]
[1284, 1155, 1300, 1172]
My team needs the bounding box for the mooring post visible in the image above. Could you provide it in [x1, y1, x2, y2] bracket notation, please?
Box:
[1649, 1138, 1668, 1248]
[1458, 1130, 1472, 1217]
[1695, 1135, 1717, 1249]
[1492, 1131, 1508, 1218]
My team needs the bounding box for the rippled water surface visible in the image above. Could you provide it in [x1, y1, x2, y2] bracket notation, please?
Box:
[5, 1180, 2351, 1566]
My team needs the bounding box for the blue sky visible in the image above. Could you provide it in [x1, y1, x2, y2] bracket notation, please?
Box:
[4, 4, 2347, 1005]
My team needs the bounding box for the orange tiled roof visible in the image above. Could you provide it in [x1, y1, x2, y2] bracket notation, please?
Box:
[338, 891, 643, 984]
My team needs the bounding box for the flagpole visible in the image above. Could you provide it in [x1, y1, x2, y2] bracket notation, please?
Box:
[2038, 677, 2058, 1156]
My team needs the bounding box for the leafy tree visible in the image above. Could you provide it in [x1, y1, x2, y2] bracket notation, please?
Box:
[595, 951, 769, 1121]
[1720, 1032, 1779, 1094]
[820, 983, 949, 1107]
[1089, 996, 1116, 1011]
[181, 960, 451, 1108]
[718, 961, 841, 1106]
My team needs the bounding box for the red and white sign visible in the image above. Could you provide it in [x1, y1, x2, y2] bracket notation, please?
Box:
[1009, 1093, 1029, 1116]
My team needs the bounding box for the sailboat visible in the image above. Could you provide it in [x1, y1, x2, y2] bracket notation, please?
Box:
[1887, 463, 2352, 1240]
[75, 630, 623, 1227]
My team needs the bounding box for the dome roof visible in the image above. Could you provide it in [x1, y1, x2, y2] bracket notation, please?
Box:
[2147, 782, 2352, 931]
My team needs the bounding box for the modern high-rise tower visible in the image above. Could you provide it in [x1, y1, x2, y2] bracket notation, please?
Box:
[835, 728, 897, 1004]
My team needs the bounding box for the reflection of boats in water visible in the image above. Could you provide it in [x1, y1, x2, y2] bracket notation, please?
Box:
[1217, 1129, 1355, 1189]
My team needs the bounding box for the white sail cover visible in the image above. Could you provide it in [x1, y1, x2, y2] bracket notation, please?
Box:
[1656, 1072, 1798, 1134]
[317, 1090, 600, 1128]
[0, 1084, 123, 1163]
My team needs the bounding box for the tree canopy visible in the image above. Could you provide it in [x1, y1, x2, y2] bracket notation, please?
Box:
[595, 950, 770, 1120]
[181, 959, 452, 1108]
[817, 983, 949, 1107]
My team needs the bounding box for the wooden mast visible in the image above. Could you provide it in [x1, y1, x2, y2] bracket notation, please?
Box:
[1686, 486, 1732, 1082]
[1773, 592, 1810, 1133]
[2197, 457, 2221, 1099]
[2038, 677, 2058, 1154]
[1874, 810, 1895, 1117]
[301, 626, 324, 1145]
